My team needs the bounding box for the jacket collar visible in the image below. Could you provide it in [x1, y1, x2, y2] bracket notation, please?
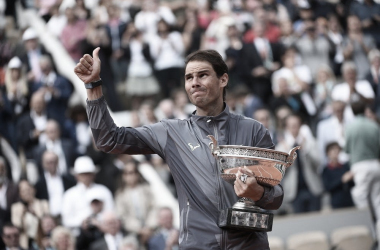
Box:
[190, 103, 231, 145]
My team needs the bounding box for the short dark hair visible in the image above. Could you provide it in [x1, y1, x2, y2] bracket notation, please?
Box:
[1, 222, 18, 235]
[185, 50, 229, 101]
[351, 100, 367, 116]
[325, 141, 341, 154]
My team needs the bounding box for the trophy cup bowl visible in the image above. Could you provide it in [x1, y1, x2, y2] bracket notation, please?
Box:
[208, 135, 300, 232]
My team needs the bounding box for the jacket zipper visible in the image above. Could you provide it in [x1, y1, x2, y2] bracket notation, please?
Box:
[209, 118, 226, 249]
[185, 199, 190, 242]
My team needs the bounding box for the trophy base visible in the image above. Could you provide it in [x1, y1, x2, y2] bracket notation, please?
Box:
[218, 207, 273, 232]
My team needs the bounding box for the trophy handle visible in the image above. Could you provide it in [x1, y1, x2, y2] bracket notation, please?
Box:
[208, 135, 220, 155]
[285, 146, 301, 168]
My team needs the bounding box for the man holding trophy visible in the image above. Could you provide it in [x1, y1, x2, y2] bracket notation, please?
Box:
[75, 48, 298, 249]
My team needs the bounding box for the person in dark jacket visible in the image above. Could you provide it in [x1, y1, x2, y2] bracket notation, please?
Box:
[74, 48, 284, 249]
[35, 150, 76, 217]
[322, 142, 355, 209]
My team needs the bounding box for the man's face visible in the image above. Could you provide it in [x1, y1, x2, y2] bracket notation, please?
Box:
[185, 61, 227, 111]
[158, 209, 173, 230]
[42, 152, 58, 174]
[343, 68, 357, 85]
[286, 116, 301, 138]
[102, 214, 121, 236]
[2, 227, 20, 247]
[77, 173, 95, 186]
[45, 122, 60, 141]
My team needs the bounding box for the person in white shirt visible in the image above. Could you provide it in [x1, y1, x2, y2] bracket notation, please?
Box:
[134, 0, 176, 38]
[331, 61, 375, 121]
[61, 156, 114, 235]
[316, 100, 351, 169]
[149, 19, 185, 98]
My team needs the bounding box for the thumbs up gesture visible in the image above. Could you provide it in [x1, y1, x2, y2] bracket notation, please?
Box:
[74, 47, 101, 84]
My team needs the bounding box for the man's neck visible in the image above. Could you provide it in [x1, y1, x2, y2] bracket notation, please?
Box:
[195, 102, 224, 117]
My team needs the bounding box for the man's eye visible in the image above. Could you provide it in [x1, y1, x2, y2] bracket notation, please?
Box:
[186, 77, 193, 81]
[200, 74, 207, 78]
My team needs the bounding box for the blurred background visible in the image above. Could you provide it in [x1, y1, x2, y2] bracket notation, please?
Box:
[0, 0, 380, 249]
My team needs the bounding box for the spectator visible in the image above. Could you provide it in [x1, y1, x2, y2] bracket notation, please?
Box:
[149, 19, 185, 99]
[313, 64, 337, 119]
[34, 150, 76, 218]
[295, 19, 333, 79]
[74, 0, 91, 20]
[270, 77, 310, 121]
[1, 223, 24, 250]
[76, 189, 105, 250]
[63, 104, 91, 156]
[331, 61, 375, 121]
[122, 24, 160, 110]
[280, 19, 298, 48]
[148, 207, 179, 250]
[61, 156, 114, 234]
[327, 14, 345, 77]
[365, 49, 380, 117]
[89, 211, 133, 250]
[11, 180, 49, 249]
[120, 235, 140, 250]
[349, 0, 380, 47]
[138, 100, 158, 126]
[243, 7, 281, 43]
[60, 7, 87, 62]
[35, 214, 57, 250]
[276, 114, 323, 214]
[345, 100, 380, 225]
[115, 160, 156, 246]
[170, 88, 192, 120]
[36, 0, 60, 22]
[134, 0, 176, 38]
[4, 56, 30, 121]
[16, 91, 47, 160]
[240, 20, 282, 103]
[51, 226, 76, 250]
[0, 157, 19, 230]
[271, 47, 316, 117]
[34, 119, 76, 175]
[46, 4, 67, 38]
[322, 142, 354, 209]
[86, 137, 122, 195]
[317, 100, 350, 168]
[342, 15, 376, 80]
[0, 134, 22, 183]
[20, 27, 53, 85]
[224, 24, 244, 89]
[253, 107, 278, 145]
[106, 3, 128, 86]
[33, 55, 73, 125]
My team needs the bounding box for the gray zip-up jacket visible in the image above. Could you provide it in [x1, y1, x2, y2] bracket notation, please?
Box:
[87, 97, 284, 250]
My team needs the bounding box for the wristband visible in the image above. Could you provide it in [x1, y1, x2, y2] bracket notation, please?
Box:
[85, 79, 102, 89]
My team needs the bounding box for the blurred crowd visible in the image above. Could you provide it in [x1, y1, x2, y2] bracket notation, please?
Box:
[1, 0, 380, 249]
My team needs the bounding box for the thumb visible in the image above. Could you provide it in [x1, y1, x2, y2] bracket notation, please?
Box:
[92, 47, 100, 61]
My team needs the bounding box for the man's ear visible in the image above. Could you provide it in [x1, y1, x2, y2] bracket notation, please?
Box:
[220, 73, 228, 88]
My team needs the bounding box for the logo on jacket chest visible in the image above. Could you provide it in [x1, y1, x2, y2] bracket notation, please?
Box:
[188, 143, 201, 151]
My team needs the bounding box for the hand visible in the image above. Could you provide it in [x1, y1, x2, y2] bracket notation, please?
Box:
[234, 167, 264, 201]
[252, 67, 268, 77]
[74, 47, 101, 84]
[165, 229, 179, 250]
[341, 171, 354, 183]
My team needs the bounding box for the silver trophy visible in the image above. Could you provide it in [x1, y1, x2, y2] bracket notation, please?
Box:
[208, 135, 300, 232]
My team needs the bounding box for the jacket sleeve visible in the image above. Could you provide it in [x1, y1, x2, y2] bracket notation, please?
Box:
[86, 96, 165, 156]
